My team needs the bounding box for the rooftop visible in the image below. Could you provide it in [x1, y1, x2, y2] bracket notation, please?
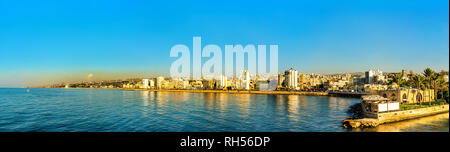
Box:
[362, 95, 388, 101]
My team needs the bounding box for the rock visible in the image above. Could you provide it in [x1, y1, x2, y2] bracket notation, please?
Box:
[347, 103, 364, 119]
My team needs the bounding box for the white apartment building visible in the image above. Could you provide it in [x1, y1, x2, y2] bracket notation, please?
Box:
[285, 68, 298, 90]
[141, 79, 149, 89]
[240, 70, 250, 90]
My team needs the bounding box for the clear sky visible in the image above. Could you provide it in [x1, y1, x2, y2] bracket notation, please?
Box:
[0, 0, 449, 87]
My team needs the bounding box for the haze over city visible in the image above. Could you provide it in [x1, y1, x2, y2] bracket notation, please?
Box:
[0, 0, 448, 87]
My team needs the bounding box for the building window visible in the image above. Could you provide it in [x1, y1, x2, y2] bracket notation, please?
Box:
[402, 94, 407, 103]
[391, 93, 397, 101]
[416, 93, 423, 103]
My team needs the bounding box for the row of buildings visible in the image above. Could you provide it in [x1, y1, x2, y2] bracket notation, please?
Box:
[60, 68, 448, 96]
[131, 68, 398, 91]
[54, 68, 448, 104]
[134, 70, 253, 90]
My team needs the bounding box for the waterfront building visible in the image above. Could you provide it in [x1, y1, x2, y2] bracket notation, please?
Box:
[363, 84, 389, 92]
[240, 70, 250, 90]
[191, 80, 203, 89]
[230, 76, 237, 90]
[284, 68, 298, 90]
[171, 78, 180, 89]
[141, 79, 149, 89]
[365, 69, 385, 84]
[149, 79, 155, 89]
[220, 74, 227, 89]
[353, 76, 365, 86]
[277, 72, 284, 90]
[326, 79, 349, 90]
[361, 95, 399, 114]
[174, 78, 189, 89]
[123, 83, 134, 89]
[255, 80, 269, 91]
[182, 80, 190, 89]
[156, 77, 165, 89]
[205, 79, 215, 89]
[299, 73, 306, 90]
[375, 89, 435, 104]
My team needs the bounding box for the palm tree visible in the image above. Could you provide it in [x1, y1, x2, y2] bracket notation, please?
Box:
[412, 75, 425, 89]
[435, 78, 446, 100]
[423, 68, 436, 105]
[439, 70, 449, 103]
[390, 73, 405, 87]
[412, 75, 426, 107]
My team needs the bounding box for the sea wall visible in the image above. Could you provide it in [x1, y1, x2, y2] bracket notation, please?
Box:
[376, 104, 449, 123]
[344, 104, 449, 128]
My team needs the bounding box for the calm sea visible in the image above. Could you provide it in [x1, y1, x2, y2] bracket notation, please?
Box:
[0, 88, 448, 132]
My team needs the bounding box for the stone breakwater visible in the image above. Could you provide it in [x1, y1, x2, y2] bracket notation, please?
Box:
[121, 89, 329, 96]
[343, 104, 449, 128]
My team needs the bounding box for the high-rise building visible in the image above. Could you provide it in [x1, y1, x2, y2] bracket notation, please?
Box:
[285, 68, 298, 90]
[141, 79, 149, 89]
[149, 79, 155, 88]
[182, 80, 190, 89]
[365, 69, 384, 84]
[156, 77, 165, 89]
[220, 74, 227, 89]
[240, 70, 250, 90]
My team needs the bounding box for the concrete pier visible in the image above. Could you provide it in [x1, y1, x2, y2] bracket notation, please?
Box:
[343, 104, 449, 128]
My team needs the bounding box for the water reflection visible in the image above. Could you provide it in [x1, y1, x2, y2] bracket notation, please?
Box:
[129, 91, 449, 132]
[202, 93, 216, 111]
[286, 95, 300, 115]
[155, 92, 170, 103]
[3, 89, 446, 132]
[141, 91, 149, 107]
[274, 95, 285, 115]
[328, 97, 351, 111]
[216, 93, 228, 111]
[234, 94, 251, 115]
[170, 92, 190, 102]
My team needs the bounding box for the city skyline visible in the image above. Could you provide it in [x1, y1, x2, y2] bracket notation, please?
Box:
[23, 67, 449, 88]
[1, 0, 449, 87]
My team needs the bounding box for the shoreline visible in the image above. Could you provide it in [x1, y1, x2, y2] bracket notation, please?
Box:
[120, 88, 329, 96]
[29, 87, 121, 90]
[30, 87, 371, 98]
[30, 87, 330, 96]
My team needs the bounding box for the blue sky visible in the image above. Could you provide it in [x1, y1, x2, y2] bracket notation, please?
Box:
[0, 0, 448, 87]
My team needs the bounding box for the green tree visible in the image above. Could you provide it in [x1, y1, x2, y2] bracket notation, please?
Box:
[390, 73, 406, 87]
[436, 78, 446, 99]
[444, 90, 449, 103]
[437, 70, 449, 102]
[412, 75, 426, 107]
[411, 75, 425, 90]
[423, 68, 437, 105]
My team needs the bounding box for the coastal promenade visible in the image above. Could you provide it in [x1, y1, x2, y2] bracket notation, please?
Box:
[328, 91, 369, 97]
[121, 88, 329, 96]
